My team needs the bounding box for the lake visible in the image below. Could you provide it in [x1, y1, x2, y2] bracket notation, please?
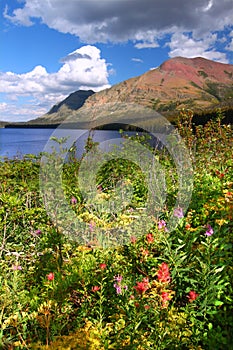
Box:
[0, 127, 150, 160]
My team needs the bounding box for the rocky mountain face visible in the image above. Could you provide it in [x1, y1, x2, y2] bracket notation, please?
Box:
[30, 90, 95, 124]
[31, 56, 233, 125]
[48, 90, 95, 114]
[83, 57, 233, 114]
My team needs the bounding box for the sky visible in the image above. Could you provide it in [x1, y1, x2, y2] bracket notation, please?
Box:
[0, 0, 233, 122]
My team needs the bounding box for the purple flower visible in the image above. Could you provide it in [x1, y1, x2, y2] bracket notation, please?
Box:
[174, 207, 184, 219]
[12, 265, 22, 270]
[71, 196, 77, 205]
[114, 283, 122, 294]
[205, 224, 214, 236]
[158, 220, 166, 229]
[35, 229, 42, 235]
[114, 275, 123, 283]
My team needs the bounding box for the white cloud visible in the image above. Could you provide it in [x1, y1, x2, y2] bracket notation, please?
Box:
[167, 33, 228, 63]
[202, 0, 213, 12]
[135, 41, 160, 49]
[2, 1, 232, 121]
[132, 58, 143, 63]
[0, 45, 110, 121]
[4, 0, 233, 45]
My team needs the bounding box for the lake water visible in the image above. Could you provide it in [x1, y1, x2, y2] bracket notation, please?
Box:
[0, 127, 149, 160]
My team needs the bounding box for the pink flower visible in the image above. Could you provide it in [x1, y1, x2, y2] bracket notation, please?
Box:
[146, 233, 154, 244]
[47, 272, 55, 281]
[12, 265, 22, 270]
[187, 290, 199, 302]
[158, 220, 166, 229]
[114, 283, 122, 294]
[157, 262, 171, 283]
[35, 229, 42, 235]
[174, 207, 184, 218]
[114, 275, 123, 283]
[130, 236, 137, 244]
[205, 224, 214, 236]
[92, 286, 100, 292]
[99, 263, 107, 270]
[71, 196, 77, 205]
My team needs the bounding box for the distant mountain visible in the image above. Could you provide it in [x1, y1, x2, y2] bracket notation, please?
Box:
[48, 90, 95, 114]
[29, 89, 95, 124]
[30, 57, 233, 126]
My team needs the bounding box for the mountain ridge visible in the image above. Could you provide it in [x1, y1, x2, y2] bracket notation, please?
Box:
[16, 56, 233, 126]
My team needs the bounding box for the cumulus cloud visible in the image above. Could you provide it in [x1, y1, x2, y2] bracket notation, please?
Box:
[2, 0, 233, 121]
[4, 0, 233, 45]
[167, 32, 228, 62]
[0, 45, 110, 121]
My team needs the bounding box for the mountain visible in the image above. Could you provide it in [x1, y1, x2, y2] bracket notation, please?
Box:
[31, 57, 233, 126]
[48, 90, 95, 114]
[29, 89, 95, 124]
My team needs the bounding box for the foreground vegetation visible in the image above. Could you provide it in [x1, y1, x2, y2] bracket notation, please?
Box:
[0, 111, 232, 349]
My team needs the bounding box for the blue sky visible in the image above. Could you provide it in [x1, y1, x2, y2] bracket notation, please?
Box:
[0, 0, 233, 122]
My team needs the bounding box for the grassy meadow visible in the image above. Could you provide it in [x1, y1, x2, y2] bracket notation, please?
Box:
[0, 110, 232, 349]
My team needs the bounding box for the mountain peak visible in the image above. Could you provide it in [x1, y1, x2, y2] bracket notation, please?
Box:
[48, 89, 95, 114]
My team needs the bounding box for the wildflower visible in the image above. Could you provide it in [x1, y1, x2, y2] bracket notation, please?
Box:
[205, 224, 214, 236]
[47, 272, 55, 281]
[113, 275, 125, 295]
[185, 223, 191, 230]
[114, 283, 122, 294]
[130, 235, 137, 244]
[89, 221, 95, 232]
[187, 290, 199, 302]
[142, 277, 149, 284]
[35, 229, 42, 235]
[71, 196, 77, 205]
[158, 220, 166, 229]
[134, 278, 149, 295]
[140, 248, 149, 256]
[157, 262, 171, 283]
[114, 275, 123, 283]
[99, 263, 107, 270]
[97, 184, 102, 192]
[161, 291, 171, 308]
[174, 207, 184, 218]
[12, 265, 22, 270]
[144, 305, 150, 310]
[146, 233, 154, 244]
[92, 286, 100, 292]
